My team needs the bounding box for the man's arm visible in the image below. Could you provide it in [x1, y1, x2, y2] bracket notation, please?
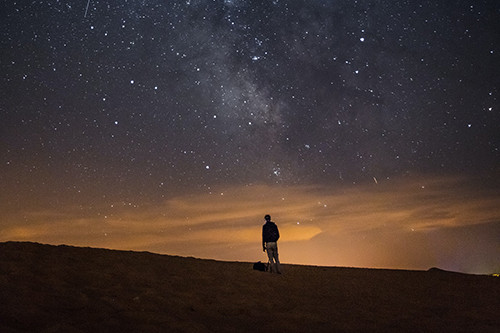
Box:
[262, 226, 266, 251]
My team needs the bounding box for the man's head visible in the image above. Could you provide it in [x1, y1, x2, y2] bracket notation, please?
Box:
[265, 214, 271, 221]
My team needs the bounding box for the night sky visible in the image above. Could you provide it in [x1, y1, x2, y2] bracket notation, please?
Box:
[1, 1, 499, 274]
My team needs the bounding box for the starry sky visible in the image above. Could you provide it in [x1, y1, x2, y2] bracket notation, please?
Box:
[1, 0, 499, 274]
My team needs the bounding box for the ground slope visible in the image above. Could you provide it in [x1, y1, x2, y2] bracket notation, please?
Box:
[0, 242, 498, 332]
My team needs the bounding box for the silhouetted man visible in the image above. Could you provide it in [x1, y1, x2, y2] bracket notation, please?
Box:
[262, 214, 281, 274]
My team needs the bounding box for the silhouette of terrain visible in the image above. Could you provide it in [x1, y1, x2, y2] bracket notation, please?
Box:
[1, 241, 498, 332]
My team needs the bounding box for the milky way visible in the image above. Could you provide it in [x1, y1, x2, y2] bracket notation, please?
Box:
[1, 1, 499, 273]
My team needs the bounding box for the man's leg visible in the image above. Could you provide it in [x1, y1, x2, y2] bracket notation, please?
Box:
[272, 245, 281, 274]
[266, 246, 276, 272]
[266, 242, 281, 273]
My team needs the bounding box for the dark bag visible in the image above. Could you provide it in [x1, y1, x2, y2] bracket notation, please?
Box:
[253, 261, 267, 272]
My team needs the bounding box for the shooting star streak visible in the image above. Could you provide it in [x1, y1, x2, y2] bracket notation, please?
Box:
[84, 0, 91, 18]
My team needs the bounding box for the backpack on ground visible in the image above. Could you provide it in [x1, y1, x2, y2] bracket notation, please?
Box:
[253, 261, 267, 272]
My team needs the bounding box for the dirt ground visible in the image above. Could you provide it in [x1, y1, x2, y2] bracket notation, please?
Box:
[1, 241, 499, 332]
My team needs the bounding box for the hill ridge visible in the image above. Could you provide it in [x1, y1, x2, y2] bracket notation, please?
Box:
[1, 241, 499, 332]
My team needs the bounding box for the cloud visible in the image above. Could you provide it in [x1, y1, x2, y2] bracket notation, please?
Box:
[1, 174, 499, 273]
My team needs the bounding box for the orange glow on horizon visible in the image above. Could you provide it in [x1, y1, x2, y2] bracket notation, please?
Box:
[1, 175, 499, 274]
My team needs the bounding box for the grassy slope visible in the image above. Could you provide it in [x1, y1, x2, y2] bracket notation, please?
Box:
[0, 242, 498, 332]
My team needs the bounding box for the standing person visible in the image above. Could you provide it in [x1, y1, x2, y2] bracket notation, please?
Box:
[262, 214, 281, 274]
